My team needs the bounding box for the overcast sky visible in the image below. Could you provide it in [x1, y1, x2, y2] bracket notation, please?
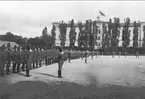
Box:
[0, 1, 145, 38]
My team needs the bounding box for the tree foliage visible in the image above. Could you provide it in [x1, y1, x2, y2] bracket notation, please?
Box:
[51, 25, 56, 47]
[69, 19, 77, 49]
[122, 17, 130, 48]
[111, 17, 120, 49]
[1, 32, 27, 45]
[42, 27, 52, 49]
[102, 23, 109, 48]
[143, 25, 145, 48]
[59, 21, 67, 48]
[133, 21, 139, 48]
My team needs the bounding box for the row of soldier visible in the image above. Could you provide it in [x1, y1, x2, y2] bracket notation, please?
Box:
[0, 43, 94, 77]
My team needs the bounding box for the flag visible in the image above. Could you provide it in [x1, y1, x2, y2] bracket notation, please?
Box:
[99, 10, 105, 17]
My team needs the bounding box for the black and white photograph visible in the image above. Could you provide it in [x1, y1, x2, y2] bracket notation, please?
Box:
[0, 1, 145, 99]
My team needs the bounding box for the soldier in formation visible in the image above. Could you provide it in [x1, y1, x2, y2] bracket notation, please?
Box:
[112, 51, 115, 58]
[91, 51, 93, 60]
[118, 51, 121, 58]
[6, 43, 12, 75]
[85, 50, 88, 64]
[124, 51, 127, 58]
[0, 45, 6, 76]
[68, 50, 71, 63]
[16, 46, 21, 72]
[12, 45, 17, 73]
[26, 45, 31, 77]
[58, 47, 64, 78]
[21, 46, 27, 71]
[136, 50, 139, 58]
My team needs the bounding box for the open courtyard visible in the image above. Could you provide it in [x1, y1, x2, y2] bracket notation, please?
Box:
[1, 55, 145, 99]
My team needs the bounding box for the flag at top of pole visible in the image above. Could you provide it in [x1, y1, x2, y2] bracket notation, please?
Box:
[99, 10, 106, 17]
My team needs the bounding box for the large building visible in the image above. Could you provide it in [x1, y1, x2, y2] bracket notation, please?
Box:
[52, 19, 145, 49]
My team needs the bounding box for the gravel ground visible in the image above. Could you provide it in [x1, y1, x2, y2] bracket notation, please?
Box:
[1, 55, 145, 99]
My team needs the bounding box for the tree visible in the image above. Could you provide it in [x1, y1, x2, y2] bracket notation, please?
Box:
[42, 27, 52, 49]
[102, 23, 109, 48]
[77, 22, 84, 48]
[84, 20, 90, 49]
[51, 25, 56, 47]
[108, 19, 112, 48]
[133, 21, 138, 48]
[1, 32, 16, 42]
[111, 17, 120, 49]
[122, 17, 130, 49]
[143, 25, 145, 48]
[69, 19, 77, 49]
[59, 21, 67, 48]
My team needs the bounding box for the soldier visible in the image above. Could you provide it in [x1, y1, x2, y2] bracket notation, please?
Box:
[31, 46, 36, 69]
[136, 50, 139, 58]
[124, 51, 127, 58]
[118, 51, 121, 58]
[6, 43, 12, 75]
[91, 51, 93, 60]
[39, 47, 42, 67]
[112, 51, 115, 58]
[26, 45, 31, 77]
[68, 50, 71, 63]
[0, 45, 6, 76]
[21, 46, 26, 71]
[58, 47, 64, 78]
[16, 46, 21, 72]
[12, 45, 17, 73]
[85, 50, 88, 64]
[35, 47, 39, 68]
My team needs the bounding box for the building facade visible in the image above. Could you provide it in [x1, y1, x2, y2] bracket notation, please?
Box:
[52, 20, 145, 49]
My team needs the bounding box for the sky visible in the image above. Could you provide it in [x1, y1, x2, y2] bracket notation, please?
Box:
[0, 1, 145, 38]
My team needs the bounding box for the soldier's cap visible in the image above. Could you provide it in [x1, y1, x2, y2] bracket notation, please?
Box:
[17, 46, 20, 50]
[7, 43, 11, 47]
[14, 45, 17, 49]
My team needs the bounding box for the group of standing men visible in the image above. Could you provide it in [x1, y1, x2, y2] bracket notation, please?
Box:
[0, 43, 44, 77]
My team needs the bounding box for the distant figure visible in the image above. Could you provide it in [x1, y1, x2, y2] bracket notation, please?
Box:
[0, 45, 6, 76]
[91, 51, 93, 60]
[136, 51, 139, 58]
[85, 50, 88, 63]
[112, 51, 115, 58]
[68, 50, 71, 63]
[124, 51, 127, 58]
[26, 45, 31, 77]
[118, 51, 121, 58]
[58, 47, 64, 78]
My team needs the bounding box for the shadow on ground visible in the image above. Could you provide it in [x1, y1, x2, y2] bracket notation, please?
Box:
[36, 73, 58, 78]
[0, 81, 145, 99]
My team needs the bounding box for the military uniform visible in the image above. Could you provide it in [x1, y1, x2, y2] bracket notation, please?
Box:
[16, 46, 21, 72]
[85, 51, 87, 64]
[124, 51, 127, 58]
[6, 43, 12, 75]
[26, 45, 31, 77]
[112, 51, 115, 58]
[91, 51, 93, 60]
[0, 45, 5, 76]
[38, 48, 42, 67]
[118, 51, 121, 58]
[136, 51, 139, 58]
[21, 46, 27, 71]
[12, 45, 17, 73]
[58, 50, 64, 78]
[68, 51, 71, 63]
[35, 47, 39, 68]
